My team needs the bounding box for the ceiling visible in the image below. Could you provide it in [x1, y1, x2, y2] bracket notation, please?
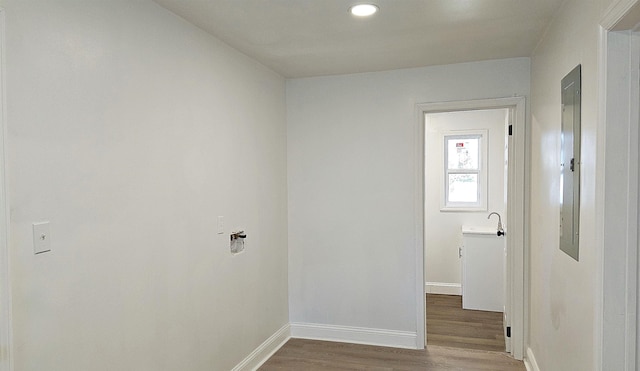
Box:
[153, 0, 564, 78]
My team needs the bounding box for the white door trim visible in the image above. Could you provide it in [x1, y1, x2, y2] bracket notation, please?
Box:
[602, 0, 640, 30]
[414, 97, 527, 359]
[0, 9, 11, 371]
[598, 2, 640, 369]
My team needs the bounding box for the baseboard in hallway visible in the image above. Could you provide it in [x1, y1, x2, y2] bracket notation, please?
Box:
[289, 322, 417, 349]
[524, 347, 540, 371]
[231, 324, 291, 371]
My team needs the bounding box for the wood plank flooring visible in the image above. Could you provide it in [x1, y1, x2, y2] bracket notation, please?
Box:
[259, 339, 524, 370]
[426, 294, 505, 352]
[260, 294, 523, 370]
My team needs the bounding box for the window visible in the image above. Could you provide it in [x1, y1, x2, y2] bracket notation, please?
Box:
[442, 130, 487, 211]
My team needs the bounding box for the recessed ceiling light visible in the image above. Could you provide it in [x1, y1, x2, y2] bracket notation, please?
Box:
[349, 4, 379, 17]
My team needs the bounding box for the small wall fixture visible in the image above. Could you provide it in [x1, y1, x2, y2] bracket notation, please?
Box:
[349, 4, 379, 17]
[230, 230, 246, 254]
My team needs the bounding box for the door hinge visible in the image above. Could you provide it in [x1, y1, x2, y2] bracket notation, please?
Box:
[570, 158, 575, 172]
[508, 124, 513, 136]
[506, 326, 511, 338]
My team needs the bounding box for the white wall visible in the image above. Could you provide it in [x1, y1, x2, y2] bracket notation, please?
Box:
[3, 1, 288, 370]
[425, 109, 507, 290]
[528, 0, 614, 369]
[287, 58, 529, 338]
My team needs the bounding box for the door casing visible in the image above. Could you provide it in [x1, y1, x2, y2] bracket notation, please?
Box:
[0, 8, 12, 371]
[597, 1, 640, 369]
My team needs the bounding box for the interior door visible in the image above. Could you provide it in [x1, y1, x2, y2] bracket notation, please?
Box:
[504, 108, 515, 353]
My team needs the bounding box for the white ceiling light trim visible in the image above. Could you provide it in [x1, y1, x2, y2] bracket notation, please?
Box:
[349, 4, 379, 17]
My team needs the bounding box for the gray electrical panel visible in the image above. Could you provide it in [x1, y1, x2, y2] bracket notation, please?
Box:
[560, 65, 581, 261]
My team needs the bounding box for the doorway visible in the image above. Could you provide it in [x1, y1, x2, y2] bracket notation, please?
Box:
[414, 97, 526, 360]
[424, 108, 510, 352]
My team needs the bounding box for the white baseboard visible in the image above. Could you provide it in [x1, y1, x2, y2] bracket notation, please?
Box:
[232, 323, 291, 371]
[425, 282, 462, 295]
[290, 322, 417, 349]
[524, 347, 540, 371]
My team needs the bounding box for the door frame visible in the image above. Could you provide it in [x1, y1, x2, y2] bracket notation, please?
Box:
[0, 8, 11, 371]
[597, 1, 640, 369]
[414, 97, 527, 360]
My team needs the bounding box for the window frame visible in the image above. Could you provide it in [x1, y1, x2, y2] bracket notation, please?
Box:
[440, 130, 488, 211]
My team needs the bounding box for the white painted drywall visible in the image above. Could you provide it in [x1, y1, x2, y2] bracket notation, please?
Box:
[3, 1, 288, 370]
[528, 0, 615, 369]
[287, 58, 529, 334]
[425, 109, 507, 289]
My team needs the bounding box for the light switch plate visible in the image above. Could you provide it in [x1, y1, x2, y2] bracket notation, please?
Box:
[32, 221, 51, 254]
[217, 216, 224, 234]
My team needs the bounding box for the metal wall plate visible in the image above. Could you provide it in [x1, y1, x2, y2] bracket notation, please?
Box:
[560, 65, 581, 261]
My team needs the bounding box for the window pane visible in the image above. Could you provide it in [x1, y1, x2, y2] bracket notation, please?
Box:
[448, 173, 478, 203]
[447, 137, 479, 170]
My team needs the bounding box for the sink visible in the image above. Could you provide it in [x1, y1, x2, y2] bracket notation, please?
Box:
[461, 225, 499, 235]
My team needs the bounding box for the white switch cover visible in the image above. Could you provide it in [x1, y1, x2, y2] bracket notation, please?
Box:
[32, 221, 51, 254]
[217, 216, 224, 234]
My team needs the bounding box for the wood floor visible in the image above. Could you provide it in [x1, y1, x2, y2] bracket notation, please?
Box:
[260, 294, 524, 370]
[259, 339, 524, 370]
[426, 294, 506, 352]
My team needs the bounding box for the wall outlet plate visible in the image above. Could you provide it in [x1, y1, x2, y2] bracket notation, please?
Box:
[32, 221, 51, 254]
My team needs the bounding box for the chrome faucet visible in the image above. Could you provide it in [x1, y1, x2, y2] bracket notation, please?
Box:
[488, 212, 505, 236]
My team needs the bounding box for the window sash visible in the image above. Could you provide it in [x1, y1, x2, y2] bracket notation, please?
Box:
[441, 131, 487, 211]
[445, 135, 480, 171]
[446, 171, 480, 204]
